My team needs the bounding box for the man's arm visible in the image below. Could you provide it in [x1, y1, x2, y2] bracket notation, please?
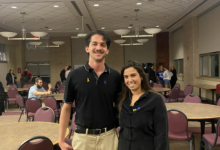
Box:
[33, 90, 50, 95]
[59, 103, 73, 150]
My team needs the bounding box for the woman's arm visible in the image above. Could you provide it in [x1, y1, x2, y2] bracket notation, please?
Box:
[153, 95, 169, 150]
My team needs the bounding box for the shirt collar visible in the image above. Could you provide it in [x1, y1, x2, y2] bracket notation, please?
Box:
[84, 62, 110, 74]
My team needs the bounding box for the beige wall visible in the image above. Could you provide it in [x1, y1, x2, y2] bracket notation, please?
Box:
[124, 37, 156, 64]
[49, 37, 71, 88]
[0, 36, 24, 86]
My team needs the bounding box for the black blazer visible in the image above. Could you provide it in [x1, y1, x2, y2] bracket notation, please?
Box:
[6, 73, 17, 86]
[171, 69, 177, 81]
[148, 68, 157, 83]
[0, 81, 6, 115]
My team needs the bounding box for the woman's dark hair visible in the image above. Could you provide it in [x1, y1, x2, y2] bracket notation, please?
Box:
[85, 30, 111, 49]
[67, 66, 72, 70]
[118, 60, 155, 113]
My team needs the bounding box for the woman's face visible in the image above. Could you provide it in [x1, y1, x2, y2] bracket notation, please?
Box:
[160, 66, 163, 71]
[123, 67, 142, 92]
[11, 70, 14, 74]
[171, 66, 174, 70]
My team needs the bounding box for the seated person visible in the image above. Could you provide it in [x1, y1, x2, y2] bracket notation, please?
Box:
[28, 77, 52, 100]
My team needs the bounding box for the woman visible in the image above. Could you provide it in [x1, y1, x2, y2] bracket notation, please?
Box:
[170, 66, 177, 89]
[163, 66, 173, 89]
[65, 66, 72, 79]
[6, 68, 17, 86]
[118, 60, 168, 150]
[156, 65, 164, 87]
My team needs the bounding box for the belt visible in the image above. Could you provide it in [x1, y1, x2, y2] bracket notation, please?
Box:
[75, 126, 111, 135]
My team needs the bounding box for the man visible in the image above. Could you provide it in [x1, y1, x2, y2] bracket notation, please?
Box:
[0, 81, 6, 116]
[59, 30, 121, 150]
[60, 66, 68, 82]
[21, 67, 33, 82]
[148, 64, 156, 83]
[28, 77, 52, 99]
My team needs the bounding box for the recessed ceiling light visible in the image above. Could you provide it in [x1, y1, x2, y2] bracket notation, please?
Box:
[49, 29, 52, 30]
[128, 26, 132, 29]
[69, 20, 71, 21]
[99, 18, 102, 20]
[54, 5, 59, 7]
[11, 6, 17, 9]
[94, 4, 99, 6]
[136, 2, 142, 5]
[76, 28, 79, 30]
[156, 25, 159, 27]
[101, 27, 105, 29]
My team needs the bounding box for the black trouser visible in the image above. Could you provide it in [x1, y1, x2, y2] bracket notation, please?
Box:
[170, 80, 177, 89]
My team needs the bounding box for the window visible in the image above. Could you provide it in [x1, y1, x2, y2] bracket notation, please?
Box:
[0, 44, 6, 61]
[200, 52, 219, 77]
[173, 59, 184, 74]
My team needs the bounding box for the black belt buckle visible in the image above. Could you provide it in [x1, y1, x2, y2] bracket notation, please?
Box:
[93, 129, 102, 135]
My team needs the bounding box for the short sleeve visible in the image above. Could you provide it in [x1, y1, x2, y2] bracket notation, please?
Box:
[21, 72, 24, 77]
[28, 71, 33, 76]
[156, 71, 159, 77]
[64, 71, 76, 104]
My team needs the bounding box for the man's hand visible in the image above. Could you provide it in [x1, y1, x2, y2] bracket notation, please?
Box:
[47, 91, 51, 95]
[48, 83, 52, 89]
[59, 141, 73, 150]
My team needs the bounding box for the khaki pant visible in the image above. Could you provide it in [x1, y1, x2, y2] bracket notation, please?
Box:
[72, 128, 118, 150]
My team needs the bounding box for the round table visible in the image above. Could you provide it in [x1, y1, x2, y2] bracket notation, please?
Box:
[152, 87, 171, 93]
[166, 103, 220, 120]
[0, 122, 69, 150]
[166, 103, 220, 150]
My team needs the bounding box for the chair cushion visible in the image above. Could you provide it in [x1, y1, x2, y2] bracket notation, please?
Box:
[166, 98, 177, 103]
[178, 97, 184, 101]
[65, 138, 72, 146]
[203, 134, 220, 146]
[7, 98, 17, 101]
[28, 112, 35, 117]
[169, 131, 193, 140]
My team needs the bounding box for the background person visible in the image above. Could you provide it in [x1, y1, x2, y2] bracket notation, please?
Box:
[118, 60, 168, 150]
[156, 65, 164, 87]
[65, 66, 72, 79]
[60, 66, 68, 83]
[170, 66, 177, 89]
[21, 67, 33, 82]
[163, 66, 173, 89]
[148, 64, 156, 83]
[6, 68, 17, 86]
[28, 77, 52, 100]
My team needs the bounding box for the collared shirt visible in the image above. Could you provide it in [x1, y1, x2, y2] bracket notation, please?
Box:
[64, 62, 121, 129]
[119, 92, 168, 150]
[28, 85, 45, 100]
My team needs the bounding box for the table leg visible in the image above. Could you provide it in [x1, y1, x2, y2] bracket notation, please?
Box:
[200, 120, 205, 150]
[211, 119, 215, 133]
[212, 90, 214, 104]
[199, 88, 201, 98]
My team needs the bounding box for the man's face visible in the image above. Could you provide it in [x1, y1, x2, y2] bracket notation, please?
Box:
[65, 66, 68, 71]
[36, 80, 43, 89]
[85, 34, 109, 62]
[25, 68, 28, 71]
[151, 66, 154, 70]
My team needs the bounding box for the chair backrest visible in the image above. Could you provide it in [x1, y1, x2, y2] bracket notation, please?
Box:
[34, 106, 55, 122]
[167, 109, 190, 140]
[184, 85, 193, 96]
[17, 136, 53, 150]
[153, 83, 163, 88]
[7, 87, 18, 98]
[173, 83, 180, 89]
[217, 98, 220, 106]
[23, 84, 31, 88]
[59, 88, 65, 93]
[42, 83, 48, 90]
[26, 99, 42, 113]
[149, 82, 154, 87]
[44, 96, 57, 111]
[184, 94, 201, 103]
[170, 87, 180, 99]
[9, 84, 17, 88]
[16, 94, 25, 108]
[61, 82, 66, 86]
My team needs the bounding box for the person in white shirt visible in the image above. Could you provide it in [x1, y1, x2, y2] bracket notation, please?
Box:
[65, 66, 72, 78]
[163, 66, 173, 89]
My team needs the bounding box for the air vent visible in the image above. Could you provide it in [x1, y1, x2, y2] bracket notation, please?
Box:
[86, 24, 92, 31]
[148, 0, 155, 2]
[71, 1, 83, 16]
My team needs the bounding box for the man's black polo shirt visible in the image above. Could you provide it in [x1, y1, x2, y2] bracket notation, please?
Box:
[64, 62, 121, 130]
